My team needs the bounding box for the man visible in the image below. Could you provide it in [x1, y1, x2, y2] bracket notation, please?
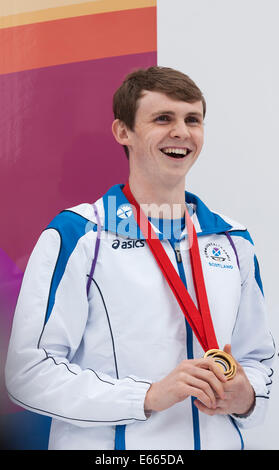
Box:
[5, 67, 275, 450]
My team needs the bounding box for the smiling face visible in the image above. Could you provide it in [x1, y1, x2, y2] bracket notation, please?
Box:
[112, 90, 204, 189]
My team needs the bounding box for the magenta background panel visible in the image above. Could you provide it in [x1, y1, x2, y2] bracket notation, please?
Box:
[0, 249, 23, 415]
[0, 51, 157, 272]
[0, 51, 156, 448]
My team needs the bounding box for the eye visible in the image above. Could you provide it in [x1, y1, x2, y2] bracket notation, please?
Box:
[185, 115, 202, 125]
[155, 114, 171, 123]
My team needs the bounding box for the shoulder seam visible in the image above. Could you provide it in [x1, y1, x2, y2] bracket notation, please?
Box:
[227, 229, 254, 246]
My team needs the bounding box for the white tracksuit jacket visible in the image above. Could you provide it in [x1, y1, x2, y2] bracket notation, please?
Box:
[5, 184, 275, 450]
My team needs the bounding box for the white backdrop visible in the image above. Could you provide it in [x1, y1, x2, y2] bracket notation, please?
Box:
[158, 0, 279, 450]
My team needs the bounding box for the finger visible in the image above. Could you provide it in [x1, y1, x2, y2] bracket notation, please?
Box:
[194, 398, 229, 415]
[195, 358, 227, 383]
[178, 368, 219, 408]
[193, 399, 220, 415]
[196, 359, 228, 391]
[195, 366, 226, 400]
[223, 344, 232, 355]
[184, 384, 216, 409]
[222, 344, 240, 375]
[194, 368, 228, 404]
[191, 364, 226, 400]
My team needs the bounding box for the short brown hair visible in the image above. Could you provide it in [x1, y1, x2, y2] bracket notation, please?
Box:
[113, 66, 206, 157]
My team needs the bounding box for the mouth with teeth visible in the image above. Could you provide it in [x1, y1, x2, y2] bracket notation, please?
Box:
[160, 147, 192, 159]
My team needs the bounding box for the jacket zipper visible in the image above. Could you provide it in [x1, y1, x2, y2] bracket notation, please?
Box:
[172, 241, 201, 450]
[174, 243, 182, 263]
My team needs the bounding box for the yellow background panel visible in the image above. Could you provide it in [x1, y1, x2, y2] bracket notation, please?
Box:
[0, 0, 156, 28]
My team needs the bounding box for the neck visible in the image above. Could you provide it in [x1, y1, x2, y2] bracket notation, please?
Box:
[128, 175, 186, 219]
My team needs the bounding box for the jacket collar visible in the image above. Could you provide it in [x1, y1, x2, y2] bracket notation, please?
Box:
[95, 183, 244, 239]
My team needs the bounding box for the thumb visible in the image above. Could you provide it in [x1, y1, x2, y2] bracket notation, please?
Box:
[223, 344, 232, 355]
[223, 344, 241, 377]
[224, 343, 240, 367]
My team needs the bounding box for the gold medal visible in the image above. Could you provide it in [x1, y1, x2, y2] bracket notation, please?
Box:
[203, 349, 237, 380]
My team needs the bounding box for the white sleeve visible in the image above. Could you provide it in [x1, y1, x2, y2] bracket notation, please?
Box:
[5, 226, 151, 428]
[230, 234, 275, 428]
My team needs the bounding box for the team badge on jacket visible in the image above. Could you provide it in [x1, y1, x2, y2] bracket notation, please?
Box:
[204, 242, 233, 269]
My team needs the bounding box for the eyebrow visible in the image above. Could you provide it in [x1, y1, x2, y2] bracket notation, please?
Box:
[151, 110, 203, 118]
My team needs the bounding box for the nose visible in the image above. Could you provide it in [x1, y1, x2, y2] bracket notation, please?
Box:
[169, 120, 191, 139]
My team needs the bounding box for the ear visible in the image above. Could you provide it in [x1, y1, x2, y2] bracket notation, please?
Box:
[111, 119, 130, 146]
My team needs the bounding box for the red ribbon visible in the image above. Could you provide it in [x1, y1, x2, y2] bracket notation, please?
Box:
[122, 183, 219, 352]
